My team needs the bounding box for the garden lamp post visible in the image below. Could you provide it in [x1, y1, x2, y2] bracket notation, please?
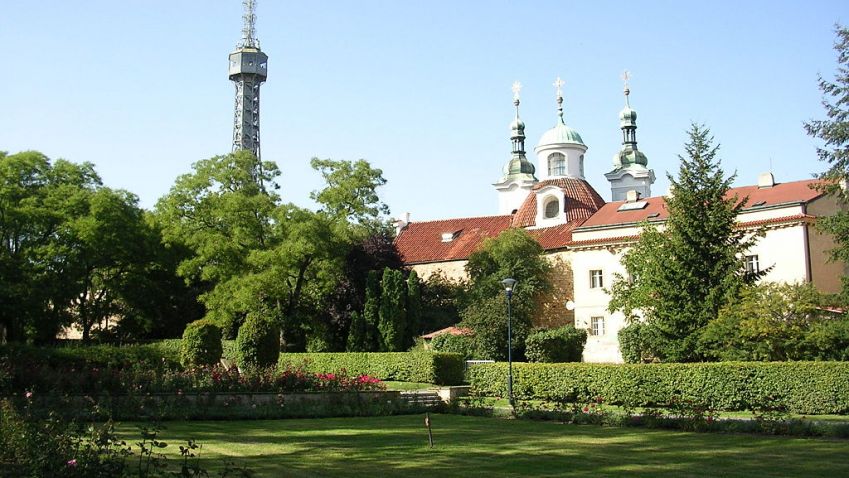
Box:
[501, 277, 517, 408]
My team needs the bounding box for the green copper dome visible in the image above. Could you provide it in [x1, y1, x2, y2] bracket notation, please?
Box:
[613, 148, 648, 168]
[502, 155, 536, 176]
[538, 121, 585, 147]
[619, 106, 637, 126]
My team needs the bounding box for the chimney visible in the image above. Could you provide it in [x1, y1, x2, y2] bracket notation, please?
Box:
[625, 190, 641, 203]
[393, 212, 411, 235]
[757, 172, 775, 189]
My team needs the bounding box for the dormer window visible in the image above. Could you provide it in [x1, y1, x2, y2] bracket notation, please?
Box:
[548, 152, 566, 176]
[441, 230, 461, 242]
[544, 197, 560, 219]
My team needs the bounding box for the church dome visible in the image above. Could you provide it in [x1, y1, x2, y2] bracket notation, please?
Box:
[613, 148, 648, 168]
[619, 106, 637, 126]
[510, 117, 525, 131]
[502, 155, 536, 176]
[538, 122, 585, 147]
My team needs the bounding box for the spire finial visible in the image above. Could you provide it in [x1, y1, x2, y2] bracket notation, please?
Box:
[554, 76, 565, 123]
[512, 80, 522, 109]
[621, 70, 631, 107]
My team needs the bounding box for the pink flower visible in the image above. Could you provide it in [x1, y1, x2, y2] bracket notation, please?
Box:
[582, 406, 589, 413]
[25, 391, 32, 399]
[67, 459, 77, 467]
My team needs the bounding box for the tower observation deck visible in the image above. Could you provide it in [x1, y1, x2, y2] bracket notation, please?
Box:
[229, 0, 268, 159]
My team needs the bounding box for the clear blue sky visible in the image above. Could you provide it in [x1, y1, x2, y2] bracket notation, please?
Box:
[1, 1, 847, 221]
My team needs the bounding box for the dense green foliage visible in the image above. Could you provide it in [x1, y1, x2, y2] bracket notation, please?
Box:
[608, 125, 761, 362]
[419, 271, 465, 334]
[465, 228, 551, 304]
[469, 361, 849, 414]
[0, 151, 198, 343]
[455, 228, 549, 361]
[180, 320, 223, 367]
[0, 342, 181, 376]
[459, 295, 531, 361]
[805, 25, 849, 300]
[405, 271, 422, 347]
[278, 352, 465, 385]
[617, 322, 658, 364]
[430, 332, 477, 360]
[378, 268, 406, 351]
[525, 326, 587, 363]
[235, 313, 281, 368]
[156, 152, 390, 352]
[698, 282, 846, 361]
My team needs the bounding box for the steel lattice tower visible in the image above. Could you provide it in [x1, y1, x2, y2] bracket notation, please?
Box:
[229, 0, 268, 159]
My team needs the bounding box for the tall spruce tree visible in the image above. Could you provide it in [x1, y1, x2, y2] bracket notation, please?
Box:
[363, 270, 382, 351]
[804, 25, 849, 301]
[405, 270, 422, 348]
[378, 268, 406, 352]
[609, 124, 760, 362]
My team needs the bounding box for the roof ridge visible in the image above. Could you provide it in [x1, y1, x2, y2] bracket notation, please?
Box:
[405, 214, 513, 226]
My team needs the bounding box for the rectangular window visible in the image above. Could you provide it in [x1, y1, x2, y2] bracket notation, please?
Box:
[745, 255, 759, 274]
[590, 270, 604, 289]
[591, 316, 605, 336]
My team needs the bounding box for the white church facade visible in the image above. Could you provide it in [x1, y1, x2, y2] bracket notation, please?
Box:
[394, 79, 846, 363]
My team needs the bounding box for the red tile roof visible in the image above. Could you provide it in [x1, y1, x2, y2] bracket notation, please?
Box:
[395, 215, 513, 264]
[512, 178, 607, 227]
[580, 179, 824, 229]
[421, 326, 473, 340]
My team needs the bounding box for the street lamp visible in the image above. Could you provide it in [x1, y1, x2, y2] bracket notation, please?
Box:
[501, 277, 517, 408]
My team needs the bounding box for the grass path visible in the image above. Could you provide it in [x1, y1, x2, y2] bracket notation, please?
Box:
[117, 415, 849, 477]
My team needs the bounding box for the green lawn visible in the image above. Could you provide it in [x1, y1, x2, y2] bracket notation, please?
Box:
[116, 415, 849, 477]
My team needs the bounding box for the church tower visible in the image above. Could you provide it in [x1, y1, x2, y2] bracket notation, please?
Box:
[534, 77, 588, 180]
[604, 72, 655, 201]
[494, 82, 538, 214]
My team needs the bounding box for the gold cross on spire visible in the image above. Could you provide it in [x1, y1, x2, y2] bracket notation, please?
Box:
[512, 81, 522, 102]
[621, 69, 631, 106]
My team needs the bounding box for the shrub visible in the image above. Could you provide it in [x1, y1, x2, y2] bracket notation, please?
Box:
[468, 361, 849, 414]
[236, 314, 280, 368]
[431, 333, 477, 360]
[0, 341, 181, 370]
[180, 320, 223, 367]
[279, 351, 465, 385]
[525, 326, 587, 363]
[460, 295, 532, 361]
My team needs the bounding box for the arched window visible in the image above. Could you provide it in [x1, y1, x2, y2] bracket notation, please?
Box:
[579, 154, 585, 177]
[544, 197, 560, 219]
[548, 152, 566, 176]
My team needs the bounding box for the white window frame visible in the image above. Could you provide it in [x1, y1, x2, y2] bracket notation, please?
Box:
[548, 152, 566, 177]
[745, 254, 760, 274]
[591, 316, 605, 336]
[590, 269, 604, 289]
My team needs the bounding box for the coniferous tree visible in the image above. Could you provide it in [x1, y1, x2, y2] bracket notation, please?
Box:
[363, 270, 381, 351]
[405, 270, 422, 347]
[378, 268, 406, 351]
[804, 25, 849, 301]
[346, 311, 368, 352]
[609, 124, 761, 362]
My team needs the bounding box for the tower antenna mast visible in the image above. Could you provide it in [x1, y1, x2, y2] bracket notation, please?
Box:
[229, 0, 268, 160]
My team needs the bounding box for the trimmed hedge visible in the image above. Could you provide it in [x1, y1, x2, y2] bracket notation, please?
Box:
[180, 320, 223, 367]
[279, 352, 464, 385]
[468, 361, 849, 414]
[235, 315, 280, 368]
[0, 342, 182, 370]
